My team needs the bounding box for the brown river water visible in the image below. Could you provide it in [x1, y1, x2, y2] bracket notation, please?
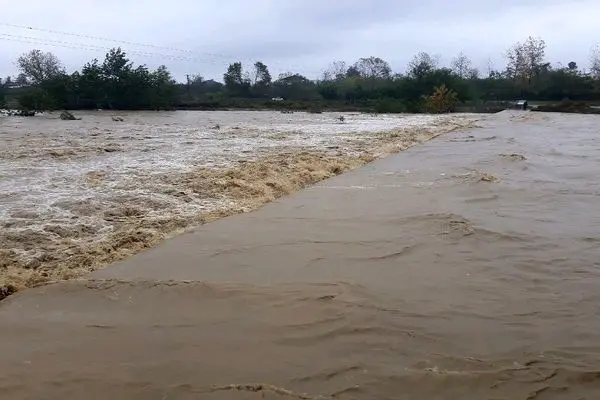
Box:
[0, 110, 477, 289]
[1, 110, 600, 399]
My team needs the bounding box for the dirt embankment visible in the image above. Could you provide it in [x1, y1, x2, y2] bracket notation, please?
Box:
[531, 100, 600, 114]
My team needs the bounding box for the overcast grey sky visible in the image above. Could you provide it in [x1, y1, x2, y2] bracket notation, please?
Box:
[2, 0, 599, 82]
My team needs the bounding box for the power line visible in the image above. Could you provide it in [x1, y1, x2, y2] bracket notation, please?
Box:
[0, 22, 325, 77]
[0, 33, 225, 65]
[0, 21, 324, 75]
[0, 21, 203, 56]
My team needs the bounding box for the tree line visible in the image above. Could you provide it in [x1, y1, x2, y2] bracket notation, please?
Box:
[3, 36, 600, 113]
[2, 48, 176, 111]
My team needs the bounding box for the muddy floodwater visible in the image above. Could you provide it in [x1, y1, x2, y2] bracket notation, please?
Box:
[1, 110, 600, 399]
[0, 110, 477, 289]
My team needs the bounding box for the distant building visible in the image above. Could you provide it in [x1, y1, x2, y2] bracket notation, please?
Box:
[271, 97, 284, 102]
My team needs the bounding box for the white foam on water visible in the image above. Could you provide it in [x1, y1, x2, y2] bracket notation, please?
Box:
[0, 110, 480, 265]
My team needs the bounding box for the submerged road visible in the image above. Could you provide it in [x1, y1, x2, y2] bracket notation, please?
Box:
[2, 111, 600, 399]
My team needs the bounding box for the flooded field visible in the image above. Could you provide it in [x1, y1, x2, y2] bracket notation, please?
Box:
[0, 110, 478, 291]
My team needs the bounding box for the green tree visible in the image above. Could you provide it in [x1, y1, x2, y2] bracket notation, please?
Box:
[39, 73, 76, 109]
[101, 48, 133, 108]
[252, 62, 271, 86]
[273, 73, 320, 100]
[102, 48, 132, 79]
[224, 62, 243, 88]
[251, 61, 271, 97]
[79, 59, 104, 108]
[12, 47, 178, 111]
[18, 87, 56, 111]
[224, 62, 250, 96]
[17, 49, 65, 84]
[9, 37, 600, 113]
[149, 65, 177, 109]
[407, 52, 438, 79]
[317, 80, 339, 100]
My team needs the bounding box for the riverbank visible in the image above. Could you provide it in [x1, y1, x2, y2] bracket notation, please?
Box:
[2, 98, 510, 115]
[531, 100, 600, 114]
[0, 111, 479, 298]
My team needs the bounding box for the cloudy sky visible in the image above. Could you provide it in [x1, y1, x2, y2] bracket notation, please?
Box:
[2, 0, 599, 82]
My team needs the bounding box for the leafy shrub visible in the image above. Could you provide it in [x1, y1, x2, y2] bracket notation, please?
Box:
[424, 85, 459, 113]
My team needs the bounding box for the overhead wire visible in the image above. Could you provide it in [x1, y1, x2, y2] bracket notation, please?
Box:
[0, 22, 325, 77]
[0, 22, 203, 55]
[0, 33, 225, 65]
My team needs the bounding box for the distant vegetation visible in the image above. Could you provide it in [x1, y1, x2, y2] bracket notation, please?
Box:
[3, 36, 600, 113]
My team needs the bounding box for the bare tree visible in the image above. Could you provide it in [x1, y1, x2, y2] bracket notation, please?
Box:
[485, 57, 496, 78]
[17, 49, 65, 84]
[451, 52, 473, 79]
[351, 57, 391, 79]
[505, 36, 547, 91]
[321, 60, 347, 81]
[590, 44, 600, 78]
